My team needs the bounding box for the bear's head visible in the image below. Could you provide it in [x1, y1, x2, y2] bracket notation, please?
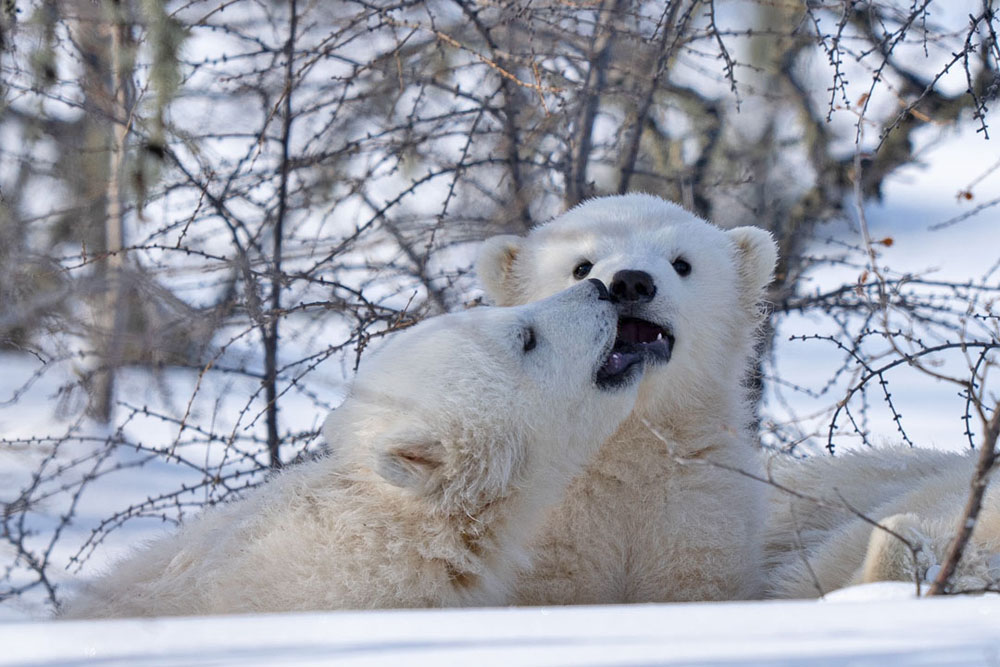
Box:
[476, 193, 777, 418]
[322, 280, 642, 515]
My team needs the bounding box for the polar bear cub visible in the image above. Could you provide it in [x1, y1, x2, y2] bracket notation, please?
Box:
[765, 446, 1000, 597]
[477, 193, 777, 604]
[62, 280, 644, 618]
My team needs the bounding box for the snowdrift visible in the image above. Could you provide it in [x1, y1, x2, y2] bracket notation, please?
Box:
[3, 588, 999, 666]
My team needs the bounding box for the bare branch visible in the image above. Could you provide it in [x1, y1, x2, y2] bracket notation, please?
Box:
[927, 402, 1000, 596]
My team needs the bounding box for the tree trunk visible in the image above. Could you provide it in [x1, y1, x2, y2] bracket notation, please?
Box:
[88, 0, 129, 423]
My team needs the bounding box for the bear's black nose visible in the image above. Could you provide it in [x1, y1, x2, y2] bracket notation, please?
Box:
[610, 270, 656, 303]
[587, 278, 611, 301]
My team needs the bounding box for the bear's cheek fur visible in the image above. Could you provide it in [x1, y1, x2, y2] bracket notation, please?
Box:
[619, 290, 749, 416]
[509, 261, 571, 305]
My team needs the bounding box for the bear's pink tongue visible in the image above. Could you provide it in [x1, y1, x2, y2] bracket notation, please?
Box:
[601, 351, 631, 376]
[618, 318, 665, 344]
[601, 345, 650, 376]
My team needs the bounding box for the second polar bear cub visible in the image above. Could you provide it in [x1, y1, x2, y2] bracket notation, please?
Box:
[62, 280, 643, 618]
[478, 193, 778, 604]
[766, 446, 1000, 598]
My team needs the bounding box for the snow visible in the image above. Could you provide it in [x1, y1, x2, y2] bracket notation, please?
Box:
[2, 597, 999, 666]
[820, 582, 919, 602]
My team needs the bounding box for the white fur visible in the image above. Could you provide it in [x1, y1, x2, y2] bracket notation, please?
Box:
[765, 446, 1000, 597]
[476, 193, 777, 603]
[61, 282, 641, 618]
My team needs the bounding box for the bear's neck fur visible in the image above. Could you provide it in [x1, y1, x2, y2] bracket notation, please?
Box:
[610, 352, 760, 474]
[340, 464, 543, 606]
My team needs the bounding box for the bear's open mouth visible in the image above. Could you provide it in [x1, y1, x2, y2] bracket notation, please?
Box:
[596, 317, 673, 388]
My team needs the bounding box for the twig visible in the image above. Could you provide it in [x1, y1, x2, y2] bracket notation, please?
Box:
[262, 0, 298, 469]
[927, 402, 1000, 595]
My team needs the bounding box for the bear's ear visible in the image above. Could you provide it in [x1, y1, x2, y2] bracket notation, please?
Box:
[476, 234, 524, 305]
[727, 226, 778, 293]
[374, 430, 445, 493]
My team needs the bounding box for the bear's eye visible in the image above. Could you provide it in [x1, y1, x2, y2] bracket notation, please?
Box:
[672, 258, 691, 277]
[522, 327, 537, 353]
[572, 261, 593, 279]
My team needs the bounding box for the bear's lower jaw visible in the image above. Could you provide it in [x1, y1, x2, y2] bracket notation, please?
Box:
[595, 334, 671, 390]
[596, 349, 644, 389]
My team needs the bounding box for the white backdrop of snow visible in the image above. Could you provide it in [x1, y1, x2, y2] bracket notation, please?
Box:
[2, 593, 1000, 666]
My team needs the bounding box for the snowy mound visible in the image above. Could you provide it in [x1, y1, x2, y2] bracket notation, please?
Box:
[4, 597, 1000, 666]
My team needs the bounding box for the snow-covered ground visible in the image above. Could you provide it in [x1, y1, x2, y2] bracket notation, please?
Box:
[3, 589, 999, 666]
